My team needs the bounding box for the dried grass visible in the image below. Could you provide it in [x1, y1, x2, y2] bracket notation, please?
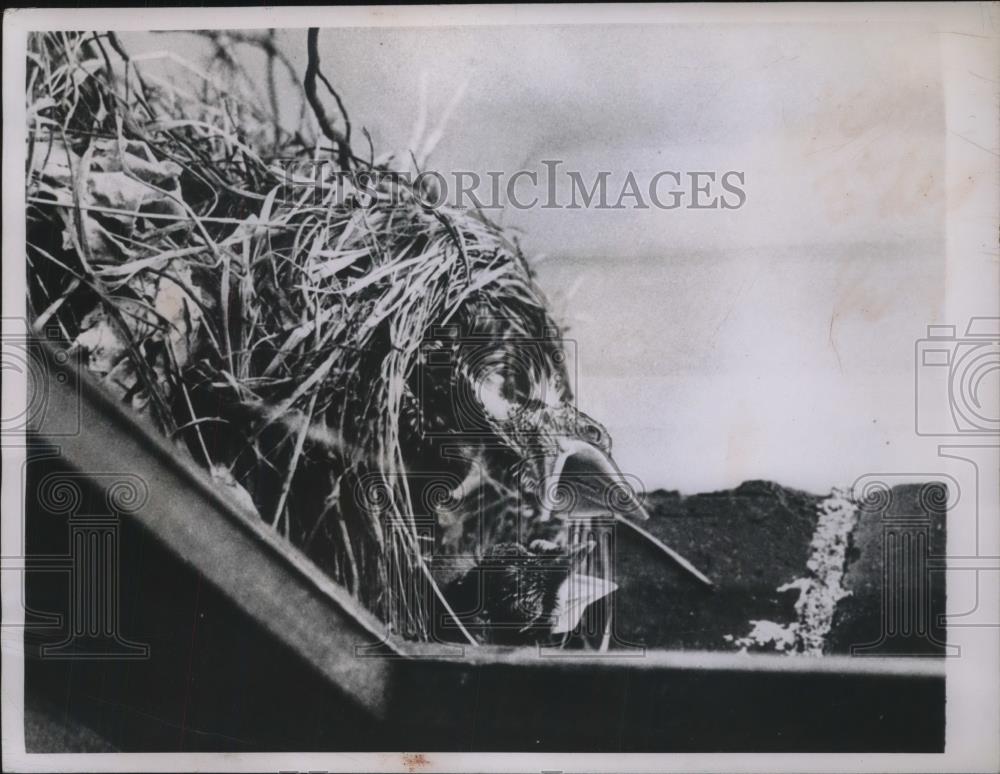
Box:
[26, 30, 568, 641]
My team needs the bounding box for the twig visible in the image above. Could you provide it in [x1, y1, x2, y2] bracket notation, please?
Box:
[105, 32, 157, 122]
[265, 31, 281, 148]
[304, 28, 352, 169]
[317, 69, 352, 147]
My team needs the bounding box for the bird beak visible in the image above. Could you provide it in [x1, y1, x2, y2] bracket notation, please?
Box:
[538, 437, 651, 522]
[542, 437, 715, 589]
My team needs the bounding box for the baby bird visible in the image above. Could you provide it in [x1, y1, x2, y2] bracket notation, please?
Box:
[444, 540, 599, 645]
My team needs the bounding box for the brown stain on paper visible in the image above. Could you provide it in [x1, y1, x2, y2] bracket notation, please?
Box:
[402, 753, 431, 772]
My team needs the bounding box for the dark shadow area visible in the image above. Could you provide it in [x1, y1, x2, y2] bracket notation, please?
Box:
[23, 449, 944, 753]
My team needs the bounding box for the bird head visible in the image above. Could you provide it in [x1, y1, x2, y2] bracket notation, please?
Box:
[475, 369, 650, 525]
[422, 307, 650, 567]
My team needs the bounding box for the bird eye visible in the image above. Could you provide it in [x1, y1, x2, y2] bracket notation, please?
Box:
[576, 416, 611, 451]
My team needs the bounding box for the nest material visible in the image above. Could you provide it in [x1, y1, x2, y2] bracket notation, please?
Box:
[26, 31, 578, 640]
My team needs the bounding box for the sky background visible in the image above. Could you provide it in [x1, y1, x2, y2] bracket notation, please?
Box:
[124, 21, 951, 493]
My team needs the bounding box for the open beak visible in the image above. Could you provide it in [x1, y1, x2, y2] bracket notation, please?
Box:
[541, 437, 715, 589]
[539, 437, 651, 523]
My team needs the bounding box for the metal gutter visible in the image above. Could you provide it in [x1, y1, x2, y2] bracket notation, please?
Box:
[29, 337, 399, 720]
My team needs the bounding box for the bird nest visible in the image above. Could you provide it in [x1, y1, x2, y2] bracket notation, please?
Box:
[26, 30, 634, 644]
